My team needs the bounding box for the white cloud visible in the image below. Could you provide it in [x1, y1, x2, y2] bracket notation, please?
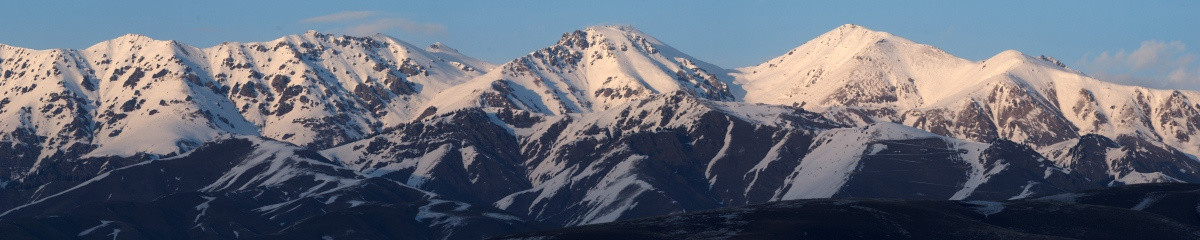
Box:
[344, 18, 447, 36]
[1080, 40, 1200, 91]
[300, 11, 378, 23]
[1127, 41, 1187, 70]
[300, 11, 446, 36]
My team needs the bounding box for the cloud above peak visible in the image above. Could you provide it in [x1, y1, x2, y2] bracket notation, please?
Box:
[1080, 40, 1200, 91]
[300, 11, 378, 23]
[300, 11, 446, 36]
[345, 18, 446, 36]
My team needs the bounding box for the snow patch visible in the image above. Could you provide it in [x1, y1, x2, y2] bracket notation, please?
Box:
[78, 220, 114, 236]
[965, 201, 1005, 217]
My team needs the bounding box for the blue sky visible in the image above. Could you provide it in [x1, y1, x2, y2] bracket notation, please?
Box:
[3, 1, 1198, 90]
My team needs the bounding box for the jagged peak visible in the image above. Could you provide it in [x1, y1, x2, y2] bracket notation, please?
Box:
[268, 30, 423, 52]
[86, 33, 189, 54]
[1038, 54, 1069, 69]
[833, 24, 871, 33]
[584, 25, 657, 42]
[281, 30, 343, 42]
[106, 33, 180, 46]
[0, 42, 29, 52]
[0, 44, 69, 56]
[555, 28, 592, 48]
[583, 25, 642, 34]
[426, 42, 459, 53]
[982, 49, 1073, 71]
[551, 25, 664, 50]
[303, 29, 325, 37]
[296, 29, 367, 40]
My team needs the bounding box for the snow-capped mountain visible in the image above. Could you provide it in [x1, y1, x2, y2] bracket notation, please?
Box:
[736, 24, 1085, 147]
[423, 25, 734, 115]
[0, 31, 492, 182]
[206, 31, 494, 148]
[736, 24, 1200, 183]
[80, 34, 259, 157]
[4, 24, 1200, 239]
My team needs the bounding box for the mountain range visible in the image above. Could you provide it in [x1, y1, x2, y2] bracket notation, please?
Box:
[2, 24, 1200, 239]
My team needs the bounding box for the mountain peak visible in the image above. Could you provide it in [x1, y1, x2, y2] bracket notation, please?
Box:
[427, 42, 459, 53]
[583, 25, 654, 41]
[289, 30, 350, 42]
[741, 24, 927, 73]
[983, 49, 1074, 71]
[989, 49, 1029, 61]
[812, 24, 895, 46]
[105, 33, 164, 45]
[551, 25, 662, 50]
[833, 23, 869, 32]
[276, 30, 415, 52]
[426, 24, 733, 115]
[302, 29, 328, 37]
[115, 33, 153, 41]
[87, 33, 181, 53]
[584, 25, 641, 33]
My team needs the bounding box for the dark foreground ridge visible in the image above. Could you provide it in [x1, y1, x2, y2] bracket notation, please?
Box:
[0, 138, 543, 240]
[500, 183, 1200, 240]
[1, 135, 1199, 239]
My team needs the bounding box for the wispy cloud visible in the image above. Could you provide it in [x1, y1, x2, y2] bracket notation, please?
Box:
[300, 11, 378, 23]
[345, 18, 447, 36]
[1079, 40, 1200, 90]
[300, 11, 446, 36]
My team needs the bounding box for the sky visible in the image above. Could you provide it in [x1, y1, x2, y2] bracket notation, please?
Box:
[2, 1, 1198, 90]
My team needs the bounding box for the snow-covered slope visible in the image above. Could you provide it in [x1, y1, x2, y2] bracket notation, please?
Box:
[424, 25, 734, 115]
[80, 34, 259, 157]
[0, 31, 493, 181]
[206, 31, 493, 148]
[737, 24, 975, 108]
[737, 24, 1200, 160]
[0, 44, 100, 178]
[0, 35, 259, 180]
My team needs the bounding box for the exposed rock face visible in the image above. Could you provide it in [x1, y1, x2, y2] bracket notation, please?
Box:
[324, 108, 531, 204]
[494, 94, 834, 225]
[331, 92, 1154, 227]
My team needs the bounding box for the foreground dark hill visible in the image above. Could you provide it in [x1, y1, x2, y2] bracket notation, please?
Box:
[0, 138, 538, 240]
[502, 183, 1200, 240]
